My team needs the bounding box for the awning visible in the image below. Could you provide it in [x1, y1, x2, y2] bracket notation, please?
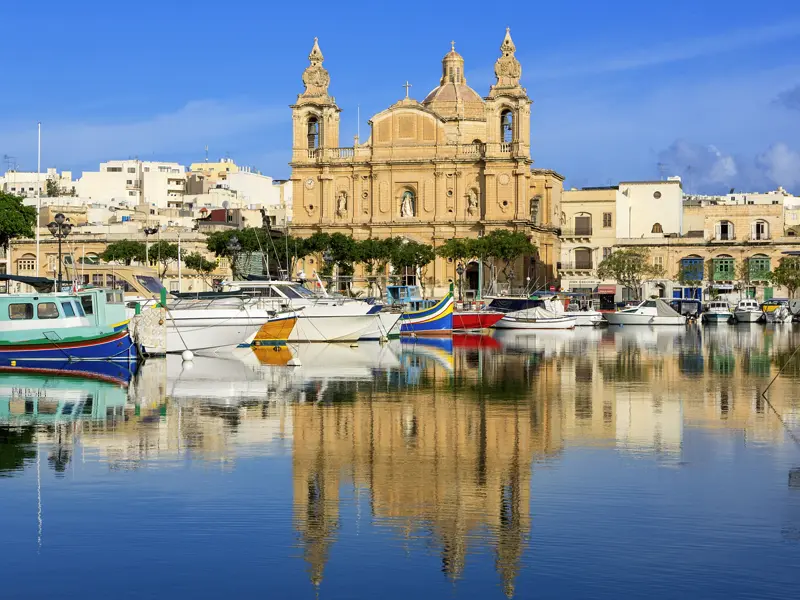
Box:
[596, 285, 617, 294]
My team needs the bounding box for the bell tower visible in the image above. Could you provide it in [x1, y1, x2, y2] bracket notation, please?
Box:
[485, 29, 531, 159]
[291, 38, 341, 163]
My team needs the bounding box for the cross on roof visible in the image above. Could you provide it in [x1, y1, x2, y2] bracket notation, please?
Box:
[403, 81, 412, 98]
[451, 40, 455, 51]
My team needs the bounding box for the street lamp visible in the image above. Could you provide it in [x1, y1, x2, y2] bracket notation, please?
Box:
[456, 262, 465, 302]
[47, 213, 72, 287]
[227, 235, 242, 279]
[143, 226, 159, 264]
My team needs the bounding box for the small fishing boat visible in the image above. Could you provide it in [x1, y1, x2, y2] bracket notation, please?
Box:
[702, 300, 733, 324]
[734, 298, 763, 323]
[0, 288, 139, 368]
[605, 299, 686, 326]
[762, 299, 793, 323]
[387, 285, 454, 335]
[493, 306, 577, 329]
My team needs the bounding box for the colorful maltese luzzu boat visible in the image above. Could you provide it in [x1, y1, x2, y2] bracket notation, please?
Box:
[396, 294, 454, 335]
[0, 288, 139, 376]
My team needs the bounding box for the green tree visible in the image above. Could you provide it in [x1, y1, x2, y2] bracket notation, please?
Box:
[183, 252, 219, 287]
[206, 228, 266, 279]
[391, 240, 436, 296]
[597, 248, 665, 301]
[45, 178, 61, 197]
[358, 237, 401, 297]
[146, 240, 182, 278]
[436, 238, 480, 300]
[100, 240, 146, 266]
[482, 230, 537, 291]
[0, 192, 37, 254]
[769, 257, 800, 298]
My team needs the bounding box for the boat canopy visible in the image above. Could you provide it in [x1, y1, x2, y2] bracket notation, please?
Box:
[0, 274, 60, 293]
[654, 298, 683, 317]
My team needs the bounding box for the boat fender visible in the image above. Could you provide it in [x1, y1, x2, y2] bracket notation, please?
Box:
[181, 350, 194, 362]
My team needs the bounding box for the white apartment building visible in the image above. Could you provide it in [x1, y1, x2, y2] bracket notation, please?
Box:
[1, 168, 77, 197]
[79, 160, 186, 209]
[616, 178, 683, 239]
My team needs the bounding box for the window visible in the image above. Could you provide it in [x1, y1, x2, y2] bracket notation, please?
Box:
[106, 167, 122, 173]
[75, 300, 85, 317]
[680, 257, 704, 282]
[61, 302, 75, 317]
[751, 220, 769, 240]
[574, 215, 592, 235]
[603, 247, 613, 260]
[92, 274, 104, 286]
[135, 275, 165, 294]
[602, 212, 612, 228]
[574, 248, 592, 270]
[651, 222, 663, 234]
[9, 303, 33, 320]
[80, 295, 94, 315]
[307, 117, 320, 149]
[716, 220, 734, 241]
[169, 280, 180, 292]
[500, 110, 514, 144]
[749, 256, 770, 280]
[653, 191, 662, 199]
[127, 167, 136, 173]
[17, 254, 36, 271]
[654, 256, 663, 268]
[713, 256, 734, 281]
[79, 254, 99, 265]
[128, 191, 137, 196]
[126, 180, 133, 185]
[37, 302, 59, 319]
[772, 200, 780, 205]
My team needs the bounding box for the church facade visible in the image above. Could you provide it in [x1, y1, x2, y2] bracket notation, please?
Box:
[289, 30, 563, 296]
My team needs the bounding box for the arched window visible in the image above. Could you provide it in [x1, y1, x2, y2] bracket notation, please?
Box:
[574, 247, 592, 270]
[574, 213, 592, 236]
[751, 220, 769, 241]
[748, 254, 770, 281]
[679, 255, 704, 283]
[307, 117, 319, 149]
[500, 110, 513, 144]
[530, 196, 540, 225]
[79, 253, 100, 265]
[712, 254, 734, 281]
[715, 220, 734, 241]
[651, 223, 663, 234]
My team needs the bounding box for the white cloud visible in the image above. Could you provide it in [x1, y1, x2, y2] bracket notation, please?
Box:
[757, 143, 800, 188]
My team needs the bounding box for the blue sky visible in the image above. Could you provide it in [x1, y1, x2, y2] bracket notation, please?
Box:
[1, 0, 800, 194]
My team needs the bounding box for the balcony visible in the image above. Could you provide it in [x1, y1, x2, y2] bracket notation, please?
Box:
[458, 143, 485, 157]
[560, 261, 594, 272]
[307, 147, 355, 161]
[559, 227, 593, 239]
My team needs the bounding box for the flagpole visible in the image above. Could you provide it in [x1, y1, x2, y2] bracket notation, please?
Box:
[36, 122, 41, 276]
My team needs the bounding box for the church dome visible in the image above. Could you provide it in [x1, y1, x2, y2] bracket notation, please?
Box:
[422, 42, 485, 120]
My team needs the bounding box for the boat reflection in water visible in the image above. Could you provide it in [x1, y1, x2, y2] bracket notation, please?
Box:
[1, 326, 800, 599]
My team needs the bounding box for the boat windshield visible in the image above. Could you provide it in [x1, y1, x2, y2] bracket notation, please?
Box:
[274, 284, 315, 299]
[135, 275, 166, 294]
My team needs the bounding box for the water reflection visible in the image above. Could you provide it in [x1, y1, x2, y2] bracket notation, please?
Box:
[1, 326, 799, 598]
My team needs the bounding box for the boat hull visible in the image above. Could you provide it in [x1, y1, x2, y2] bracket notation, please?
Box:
[252, 315, 297, 347]
[734, 310, 762, 323]
[453, 311, 505, 330]
[291, 314, 388, 342]
[399, 295, 454, 335]
[494, 315, 576, 330]
[571, 312, 605, 327]
[0, 329, 138, 363]
[703, 312, 733, 324]
[358, 312, 403, 340]
[605, 314, 686, 326]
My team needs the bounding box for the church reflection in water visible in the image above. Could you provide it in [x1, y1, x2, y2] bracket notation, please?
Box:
[1, 326, 800, 597]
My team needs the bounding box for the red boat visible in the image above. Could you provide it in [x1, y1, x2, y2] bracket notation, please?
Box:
[453, 311, 505, 330]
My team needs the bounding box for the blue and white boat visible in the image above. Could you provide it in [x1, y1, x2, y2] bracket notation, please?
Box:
[0, 288, 139, 372]
[387, 285, 454, 335]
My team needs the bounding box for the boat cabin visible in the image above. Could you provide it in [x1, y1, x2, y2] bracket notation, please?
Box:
[736, 299, 760, 310]
[706, 300, 732, 312]
[669, 298, 703, 318]
[485, 297, 545, 313]
[386, 285, 438, 312]
[218, 280, 317, 300]
[0, 288, 128, 334]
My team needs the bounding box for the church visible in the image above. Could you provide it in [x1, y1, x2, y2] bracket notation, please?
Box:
[289, 30, 563, 296]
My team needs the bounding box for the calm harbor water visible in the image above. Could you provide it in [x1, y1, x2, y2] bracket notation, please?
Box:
[2, 325, 800, 599]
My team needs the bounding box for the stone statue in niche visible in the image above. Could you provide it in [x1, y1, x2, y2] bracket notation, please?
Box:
[401, 190, 416, 218]
[336, 191, 347, 217]
[467, 189, 479, 216]
[530, 195, 541, 224]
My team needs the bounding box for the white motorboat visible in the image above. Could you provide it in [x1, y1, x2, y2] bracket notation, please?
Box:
[214, 280, 398, 342]
[163, 296, 298, 353]
[605, 299, 687, 326]
[702, 300, 733, 324]
[562, 302, 605, 326]
[734, 298, 762, 323]
[762, 300, 793, 323]
[493, 306, 577, 329]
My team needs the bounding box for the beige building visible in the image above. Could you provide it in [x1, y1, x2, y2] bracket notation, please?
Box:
[288, 32, 563, 296]
[559, 186, 618, 302]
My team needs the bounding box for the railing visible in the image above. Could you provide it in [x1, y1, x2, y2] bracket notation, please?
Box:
[458, 143, 485, 156]
[499, 142, 513, 153]
[559, 262, 594, 271]
[559, 227, 593, 237]
[306, 147, 355, 160]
